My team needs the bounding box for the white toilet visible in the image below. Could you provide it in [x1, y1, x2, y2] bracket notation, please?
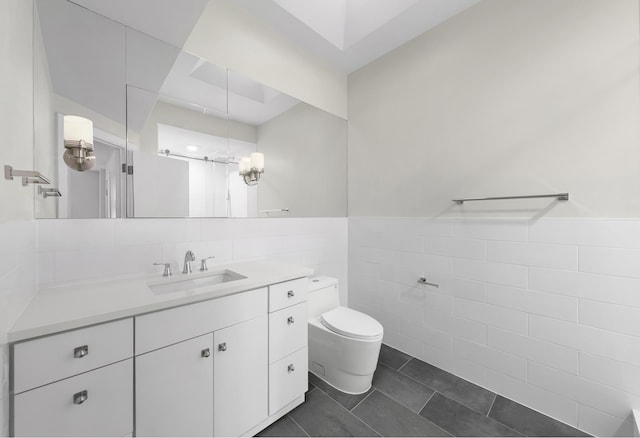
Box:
[307, 276, 384, 394]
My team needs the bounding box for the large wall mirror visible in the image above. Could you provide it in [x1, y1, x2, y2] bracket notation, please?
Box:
[33, 0, 347, 219]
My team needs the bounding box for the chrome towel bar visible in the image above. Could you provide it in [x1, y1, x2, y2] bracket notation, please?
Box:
[453, 193, 568, 204]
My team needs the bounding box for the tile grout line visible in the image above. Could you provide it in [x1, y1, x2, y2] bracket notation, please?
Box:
[485, 392, 498, 417]
[416, 389, 437, 414]
[349, 387, 377, 413]
[348, 390, 385, 438]
[395, 361, 500, 418]
[286, 414, 311, 438]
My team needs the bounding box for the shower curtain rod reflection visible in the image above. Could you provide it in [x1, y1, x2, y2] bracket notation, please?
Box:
[158, 149, 238, 165]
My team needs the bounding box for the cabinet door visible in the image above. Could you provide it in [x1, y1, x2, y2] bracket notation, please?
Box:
[213, 315, 268, 437]
[136, 333, 214, 437]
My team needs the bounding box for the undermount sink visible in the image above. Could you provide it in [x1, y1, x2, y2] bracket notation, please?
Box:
[148, 270, 247, 295]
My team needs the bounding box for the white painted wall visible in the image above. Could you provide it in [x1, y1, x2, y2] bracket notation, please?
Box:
[257, 103, 348, 217]
[347, 1, 640, 436]
[348, 0, 640, 218]
[184, 0, 348, 119]
[349, 217, 640, 436]
[0, 1, 38, 435]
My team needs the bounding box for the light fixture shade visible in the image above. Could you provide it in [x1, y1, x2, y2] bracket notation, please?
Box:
[64, 116, 93, 145]
[63, 115, 95, 171]
[250, 152, 264, 170]
[239, 157, 251, 173]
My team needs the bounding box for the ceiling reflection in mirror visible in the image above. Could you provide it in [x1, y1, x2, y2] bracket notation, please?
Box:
[33, 0, 347, 219]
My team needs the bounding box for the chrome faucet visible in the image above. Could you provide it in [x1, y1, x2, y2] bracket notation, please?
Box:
[183, 250, 196, 274]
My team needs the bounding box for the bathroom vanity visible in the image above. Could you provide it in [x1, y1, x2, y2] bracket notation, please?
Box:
[7, 261, 312, 437]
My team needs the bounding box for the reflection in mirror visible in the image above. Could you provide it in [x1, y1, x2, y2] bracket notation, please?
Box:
[34, 0, 126, 218]
[34, 0, 348, 219]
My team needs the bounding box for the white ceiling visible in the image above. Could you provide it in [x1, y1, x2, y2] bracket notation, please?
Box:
[233, 0, 482, 73]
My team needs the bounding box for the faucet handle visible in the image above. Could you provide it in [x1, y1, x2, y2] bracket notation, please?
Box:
[153, 262, 172, 277]
[200, 256, 215, 272]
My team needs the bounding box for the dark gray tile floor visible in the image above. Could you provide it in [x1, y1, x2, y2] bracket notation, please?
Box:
[256, 344, 590, 437]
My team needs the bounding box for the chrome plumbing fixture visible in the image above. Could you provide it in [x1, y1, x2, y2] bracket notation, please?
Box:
[183, 250, 196, 274]
[418, 277, 439, 288]
[200, 256, 215, 271]
[153, 262, 172, 277]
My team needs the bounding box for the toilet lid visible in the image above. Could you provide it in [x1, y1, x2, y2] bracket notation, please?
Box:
[320, 306, 383, 340]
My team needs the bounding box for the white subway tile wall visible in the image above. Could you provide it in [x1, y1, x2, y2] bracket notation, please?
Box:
[349, 217, 640, 437]
[0, 220, 38, 437]
[36, 218, 348, 302]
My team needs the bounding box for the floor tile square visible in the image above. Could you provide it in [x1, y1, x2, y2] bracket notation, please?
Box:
[378, 343, 412, 370]
[256, 415, 308, 437]
[400, 358, 496, 414]
[420, 392, 522, 437]
[353, 390, 451, 437]
[289, 386, 378, 437]
[372, 363, 434, 413]
[489, 396, 590, 437]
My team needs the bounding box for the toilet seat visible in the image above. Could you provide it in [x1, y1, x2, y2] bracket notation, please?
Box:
[320, 306, 383, 341]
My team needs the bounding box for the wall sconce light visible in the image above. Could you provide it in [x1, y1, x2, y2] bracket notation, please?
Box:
[63, 115, 96, 171]
[238, 152, 264, 186]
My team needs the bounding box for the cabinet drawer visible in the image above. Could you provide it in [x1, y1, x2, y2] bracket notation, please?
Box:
[269, 302, 308, 363]
[13, 318, 133, 393]
[269, 347, 308, 416]
[136, 288, 267, 355]
[13, 358, 133, 437]
[269, 278, 307, 312]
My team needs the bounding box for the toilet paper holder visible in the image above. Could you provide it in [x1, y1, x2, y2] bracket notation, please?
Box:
[418, 277, 439, 288]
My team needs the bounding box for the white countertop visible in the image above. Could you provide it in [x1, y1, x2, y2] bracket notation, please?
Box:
[9, 260, 313, 343]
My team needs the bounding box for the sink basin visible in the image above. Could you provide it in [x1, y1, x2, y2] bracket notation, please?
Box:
[148, 270, 247, 295]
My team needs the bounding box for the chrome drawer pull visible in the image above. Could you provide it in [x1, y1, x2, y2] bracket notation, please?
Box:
[288, 364, 295, 373]
[287, 316, 295, 325]
[73, 345, 89, 358]
[218, 343, 227, 352]
[201, 348, 211, 358]
[287, 290, 295, 298]
[73, 390, 88, 405]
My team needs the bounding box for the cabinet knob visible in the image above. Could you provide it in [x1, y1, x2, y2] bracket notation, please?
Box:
[73, 345, 89, 359]
[287, 290, 295, 298]
[73, 390, 88, 405]
[201, 348, 211, 358]
[218, 343, 227, 352]
[287, 316, 295, 325]
[288, 364, 295, 373]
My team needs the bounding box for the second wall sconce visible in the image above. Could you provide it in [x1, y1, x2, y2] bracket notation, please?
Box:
[238, 152, 264, 186]
[63, 115, 96, 171]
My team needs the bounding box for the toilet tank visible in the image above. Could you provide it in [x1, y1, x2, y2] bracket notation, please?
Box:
[308, 276, 339, 319]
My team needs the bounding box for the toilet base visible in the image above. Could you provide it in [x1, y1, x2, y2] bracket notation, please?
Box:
[308, 366, 374, 395]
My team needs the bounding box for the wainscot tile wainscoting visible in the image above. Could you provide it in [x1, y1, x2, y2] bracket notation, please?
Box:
[349, 218, 640, 437]
[258, 344, 589, 437]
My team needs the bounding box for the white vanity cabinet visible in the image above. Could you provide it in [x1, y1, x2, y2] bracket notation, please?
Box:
[267, 279, 309, 415]
[134, 287, 269, 437]
[11, 319, 134, 437]
[9, 264, 311, 438]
